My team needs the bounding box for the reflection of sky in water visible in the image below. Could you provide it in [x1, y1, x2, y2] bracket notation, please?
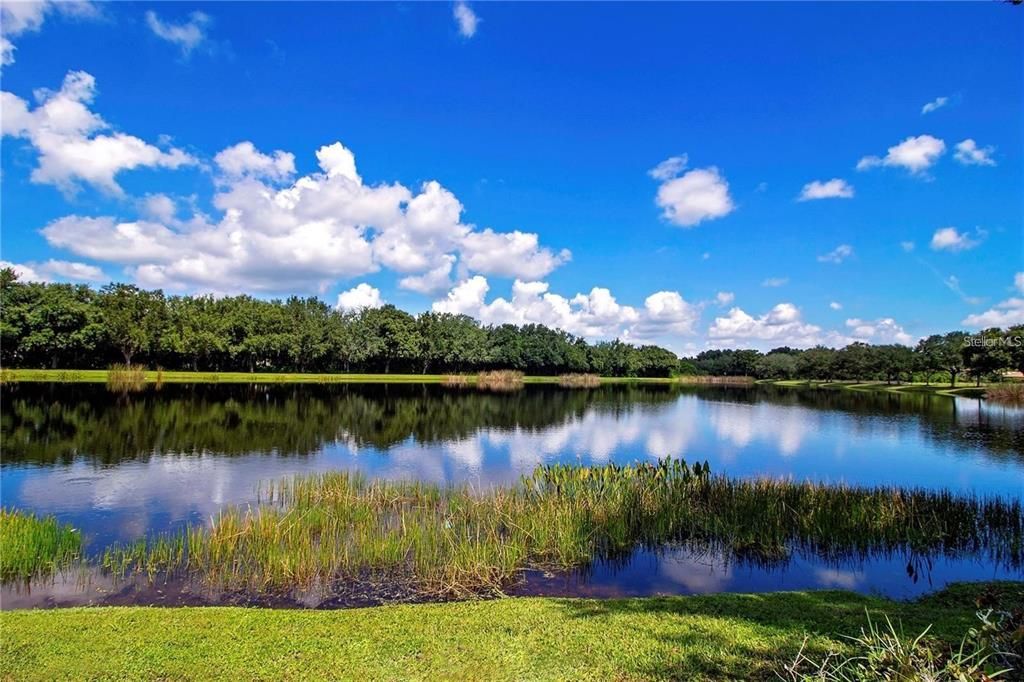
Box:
[2, 386, 1022, 597]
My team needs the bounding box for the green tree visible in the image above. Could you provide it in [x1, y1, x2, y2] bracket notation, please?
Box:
[98, 284, 167, 366]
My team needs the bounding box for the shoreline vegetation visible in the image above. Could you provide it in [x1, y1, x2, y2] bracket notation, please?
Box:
[1, 582, 1021, 679]
[6, 460, 1020, 599]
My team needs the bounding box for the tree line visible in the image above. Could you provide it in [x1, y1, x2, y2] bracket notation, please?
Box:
[2, 269, 1021, 384]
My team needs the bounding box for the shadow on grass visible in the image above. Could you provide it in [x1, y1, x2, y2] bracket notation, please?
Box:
[551, 582, 1024, 680]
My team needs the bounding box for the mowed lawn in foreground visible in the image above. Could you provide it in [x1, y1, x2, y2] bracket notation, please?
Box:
[2, 583, 1016, 681]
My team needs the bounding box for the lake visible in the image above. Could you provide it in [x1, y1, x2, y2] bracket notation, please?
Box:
[2, 382, 1022, 605]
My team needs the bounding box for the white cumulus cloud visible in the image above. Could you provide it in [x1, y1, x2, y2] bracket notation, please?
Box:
[953, 139, 996, 167]
[432, 277, 698, 342]
[857, 134, 945, 175]
[798, 178, 854, 201]
[0, 258, 107, 283]
[453, 2, 479, 38]
[336, 283, 383, 311]
[1, 71, 195, 194]
[650, 157, 735, 227]
[39, 139, 570, 295]
[0, 0, 99, 66]
[930, 226, 984, 252]
[961, 274, 1024, 328]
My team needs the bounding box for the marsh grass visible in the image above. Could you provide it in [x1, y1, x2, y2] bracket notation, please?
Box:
[106, 364, 146, 392]
[678, 375, 755, 385]
[986, 383, 1024, 406]
[442, 374, 471, 388]
[476, 370, 525, 392]
[99, 460, 1024, 599]
[559, 373, 601, 388]
[0, 509, 82, 581]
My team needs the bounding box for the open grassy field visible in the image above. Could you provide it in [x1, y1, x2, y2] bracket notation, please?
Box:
[765, 379, 991, 398]
[0, 368, 687, 385]
[2, 582, 1018, 681]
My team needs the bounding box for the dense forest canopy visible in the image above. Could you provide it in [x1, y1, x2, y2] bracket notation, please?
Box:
[1, 269, 1021, 383]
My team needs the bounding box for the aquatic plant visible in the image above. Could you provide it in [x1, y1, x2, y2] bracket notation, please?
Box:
[0, 509, 82, 581]
[558, 374, 601, 388]
[986, 383, 1024, 406]
[99, 459, 1024, 599]
[106, 363, 146, 392]
[476, 370, 525, 392]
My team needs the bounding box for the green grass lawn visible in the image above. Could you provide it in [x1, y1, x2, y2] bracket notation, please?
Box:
[1, 583, 1017, 681]
[0, 368, 683, 385]
[765, 379, 989, 398]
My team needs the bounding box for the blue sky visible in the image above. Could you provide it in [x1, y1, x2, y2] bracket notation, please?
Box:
[1, 1, 1021, 352]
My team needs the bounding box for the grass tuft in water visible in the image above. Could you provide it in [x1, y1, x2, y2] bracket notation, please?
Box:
[476, 370, 525, 392]
[558, 373, 601, 388]
[106, 363, 146, 392]
[0, 508, 82, 581]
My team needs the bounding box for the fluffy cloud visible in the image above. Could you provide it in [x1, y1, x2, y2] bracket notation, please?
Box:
[453, 1, 479, 38]
[649, 157, 734, 227]
[930, 226, 984, 252]
[145, 10, 210, 57]
[856, 135, 945, 175]
[953, 139, 996, 167]
[214, 141, 295, 182]
[845, 317, 913, 345]
[1, 71, 195, 194]
[961, 274, 1024, 328]
[708, 304, 830, 348]
[817, 244, 853, 264]
[432, 277, 698, 341]
[798, 178, 854, 201]
[39, 139, 570, 294]
[921, 96, 948, 115]
[0, 258, 107, 282]
[708, 303, 913, 349]
[336, 283, 383, 311]
[0, 0, 98, 66]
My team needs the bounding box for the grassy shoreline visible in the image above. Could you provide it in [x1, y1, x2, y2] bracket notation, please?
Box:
[1, 582, 1019, 680]
[0, 368, 687, 385]
[764, 378, 991, 398]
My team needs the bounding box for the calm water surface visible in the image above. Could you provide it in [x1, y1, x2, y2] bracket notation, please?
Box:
[2, 382, 1022, 604]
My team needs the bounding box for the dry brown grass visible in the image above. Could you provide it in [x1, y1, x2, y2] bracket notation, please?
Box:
[986, 383, 1024, 405]
[558, 373, 601, 388]
[476, 370, 525, 392]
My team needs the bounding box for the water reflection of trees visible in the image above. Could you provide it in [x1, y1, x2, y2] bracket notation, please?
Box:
[0, 383, 683, 464]
[1, 383, 1020, 466]
[688, 385, 1024, 461]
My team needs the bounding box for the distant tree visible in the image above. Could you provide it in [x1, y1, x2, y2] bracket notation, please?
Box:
[362, 305, 422, 373]
[917, 332, 969, 387]
[755, 352, 798, 380]
[962, 328, 1011, 386]
[98, 284, 166, 366]
[795, 346, 837, 382]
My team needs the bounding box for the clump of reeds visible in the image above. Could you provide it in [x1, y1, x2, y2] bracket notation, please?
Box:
[677, 375, 755, 385]
[107, 363, 146, 392]
[986, 383, 1024, 406]
[0, 508, 82, 581]
[98, 459, 1024, 600]
[559, 373, 601, 388]
[476, 370, 524, 392]
[442, 374, 471, 388]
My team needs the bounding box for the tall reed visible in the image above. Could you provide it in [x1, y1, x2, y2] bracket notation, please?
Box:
[99, 460, 1024, 599]
[476, 370, 525, 392]
[107, 364, 146, 392]
[0, 509, 82, 581]
[559, 374, 601, 388]
[986, 383, 1024, 406]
